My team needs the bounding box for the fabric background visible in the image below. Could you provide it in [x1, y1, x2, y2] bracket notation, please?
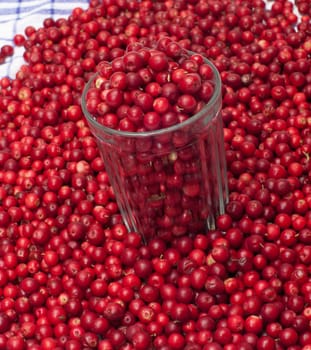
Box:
[0, 0, 89, 78]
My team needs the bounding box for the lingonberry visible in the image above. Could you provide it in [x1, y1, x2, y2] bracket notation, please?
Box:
[0, 1, 310, 349]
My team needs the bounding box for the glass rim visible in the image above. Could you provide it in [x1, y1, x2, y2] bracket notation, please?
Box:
[81, 54, 222, 139]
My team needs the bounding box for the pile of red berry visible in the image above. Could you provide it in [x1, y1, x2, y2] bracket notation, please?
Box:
[82, 41, 226, 240]
[0, 0, 310, 349]
[84, 41, 217, 132]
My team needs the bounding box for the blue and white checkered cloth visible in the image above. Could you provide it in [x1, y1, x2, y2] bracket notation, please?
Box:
[0, 0, 89, 78]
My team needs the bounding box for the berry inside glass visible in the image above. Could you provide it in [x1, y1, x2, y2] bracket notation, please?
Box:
[82, 40, 228, 241]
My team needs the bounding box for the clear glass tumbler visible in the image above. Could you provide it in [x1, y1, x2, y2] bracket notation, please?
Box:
[82, 57, 228, 242]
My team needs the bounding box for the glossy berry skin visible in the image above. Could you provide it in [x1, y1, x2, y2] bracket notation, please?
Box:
[83, 42, 225, 240]
[0, 1, 310, 350]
